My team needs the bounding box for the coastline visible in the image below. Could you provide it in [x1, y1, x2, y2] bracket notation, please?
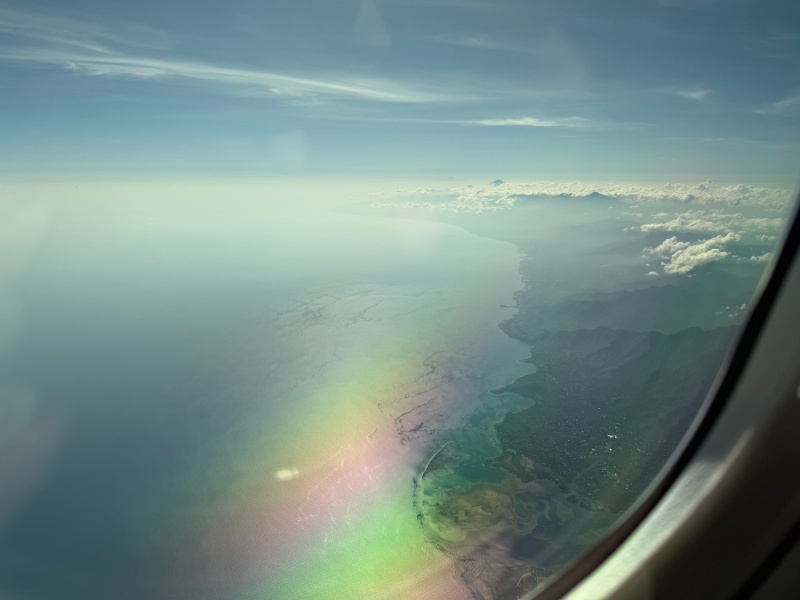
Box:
[407, 205, 766, 599]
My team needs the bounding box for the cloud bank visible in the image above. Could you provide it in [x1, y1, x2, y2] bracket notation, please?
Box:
[638, 209, 785, 236]
[372, 186, 516, 213]
[374, 179, 787, 277]
[376, 180, 793, 213]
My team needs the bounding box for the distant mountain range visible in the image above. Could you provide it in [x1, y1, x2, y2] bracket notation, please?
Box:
[486, 181, 615, 202]
[511, 190, 619, 202]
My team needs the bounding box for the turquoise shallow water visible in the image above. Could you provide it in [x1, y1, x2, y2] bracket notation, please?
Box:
[0, 187, 530, 600]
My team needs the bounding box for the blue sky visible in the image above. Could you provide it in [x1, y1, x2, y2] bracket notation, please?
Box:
[1, 0, 799, 184]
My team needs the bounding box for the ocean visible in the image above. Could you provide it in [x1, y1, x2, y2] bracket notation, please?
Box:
[0, 181, 531, 599]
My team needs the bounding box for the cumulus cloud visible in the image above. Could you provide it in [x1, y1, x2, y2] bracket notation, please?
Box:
[646, 237, 692, 257]
[640, 212, 725, 234]
[716, 303, 748, 319]
[635, 205, 782, 275]
[742, 252, 772, 264]
[644, 233, 741, 275]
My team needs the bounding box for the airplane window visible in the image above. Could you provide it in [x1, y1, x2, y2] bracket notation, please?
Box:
[0, 1, 798, 599]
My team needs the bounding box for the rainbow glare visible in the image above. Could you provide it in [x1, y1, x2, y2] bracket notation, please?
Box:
[131, 219, 527, 599]
[0, 184, 530, 598]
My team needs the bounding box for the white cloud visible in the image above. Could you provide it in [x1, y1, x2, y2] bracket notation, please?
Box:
[372, 185, 517, 213]
[0, 7, 451, 104]
[467, 116, 593, 128]
[645, 236, 692, 257]
[0, 7, 168, 53]
[638, 181, 791, 207]
[757, 95, 800, 115]
[743, 252, 772, 264]
[644, 232, 741, 275]
[663, 246, 730, 275]
[349, 115, 604, 128]
[641, 216, 722, 233]
[639, 209, 786, 236]
[676, 88, 712, 101]
[504, 180, 790, 207]
[1, 48, 449, 103]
